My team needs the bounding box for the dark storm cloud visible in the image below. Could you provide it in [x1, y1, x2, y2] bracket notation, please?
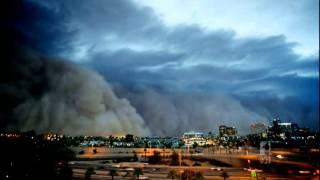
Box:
[236, 75, 318, 99]
[22, 0, 317, 78]
[89, 49, 185, 71]
[237, 93, 319, 132]
[0, 0, 75, 55]
[2, 0, 318, 134]
[0, 0, 150, 135]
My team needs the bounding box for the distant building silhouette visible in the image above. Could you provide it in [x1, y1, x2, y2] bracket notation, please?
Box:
[219, 125, 237, 136]
[250, 123, 267, 134]
[269, 118, 310, 139]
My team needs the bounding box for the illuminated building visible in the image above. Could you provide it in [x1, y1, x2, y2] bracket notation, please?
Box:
[269, 118, 309, 139]
[182, 131, 206, 146]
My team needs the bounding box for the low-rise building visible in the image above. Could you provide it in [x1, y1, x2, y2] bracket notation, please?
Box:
[182, 131, 206, 146]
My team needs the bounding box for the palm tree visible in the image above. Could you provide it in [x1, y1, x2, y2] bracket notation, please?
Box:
[167, 169, 177, 180]
[85, 167, 96, 180]
[170, 151, 179, 165]
[57, 163, 73, 180]
[133, 150, 138, 162]
[123, 171, 133, 178]
[133, 168, 143, 179]
[194, 171, 205, 180]
[181, 169, 195, 180]
[221, 171, 229, 180]
[109, 168, 118, 180]
[144, 147, 147, 161]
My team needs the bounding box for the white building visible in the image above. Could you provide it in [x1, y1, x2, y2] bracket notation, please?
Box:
[182, 131, 206, 146]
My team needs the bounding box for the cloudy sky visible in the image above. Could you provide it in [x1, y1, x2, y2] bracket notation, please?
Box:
[2, 0, 319, 135]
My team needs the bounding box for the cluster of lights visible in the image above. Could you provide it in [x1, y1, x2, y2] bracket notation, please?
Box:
[0, 133, 20, 138]
[84, 135, 100, 139]
[45, 134, 64, 141]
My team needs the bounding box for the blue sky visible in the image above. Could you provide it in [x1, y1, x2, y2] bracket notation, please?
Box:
[136, 0, 319, 56]
[11, 0, 319, 134]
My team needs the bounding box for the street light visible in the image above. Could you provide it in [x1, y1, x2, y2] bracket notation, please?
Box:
[179, 170, 184, 180]
[162, 148, 165, 158]
[179, 149, 182, 167]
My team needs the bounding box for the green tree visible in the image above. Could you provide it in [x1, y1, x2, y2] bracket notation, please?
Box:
[167, 169, 177, 180]
[148, 150, 161, 164]
[109, 135, 114, 147]
[93, 148, 97, 154]
[85, 167, 96, 180]
[108, 168, 118, 180]
[193, 142, 198, 149]
[178, 139, 185, 148]
[144, 146, 147, 161]
[181, 169, 195, 180]
[221, 171, 229, 180]
[133, 150, 138, 162]
[123, 171, 133, 178]
[133, 168, 143, 179]
[57, 164, 73, 180]
[125, 134, 134, 142]
[194, 171, 205, 180]
[170, 151, 179, 165]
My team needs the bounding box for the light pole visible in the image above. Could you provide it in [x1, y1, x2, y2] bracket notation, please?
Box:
[148, 141, 152, 151]
[187, 139, 190, 154]
[179, 148, 182, 167]
[179, 170, 183, 180]
[162, 148, 165, 158]
[144, 147, 147, 162]
[91, 143, 94, 153]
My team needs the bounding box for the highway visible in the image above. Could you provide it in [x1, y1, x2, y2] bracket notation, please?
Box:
[70, 147, 319, 179]
[70, 161, 319, 179]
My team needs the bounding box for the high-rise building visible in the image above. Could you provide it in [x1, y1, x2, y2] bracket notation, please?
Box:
[250, 123, 267, 134]
[268, 118, 308, 139]
[219, 125, 227, 136]
[219, 125, 237, 136]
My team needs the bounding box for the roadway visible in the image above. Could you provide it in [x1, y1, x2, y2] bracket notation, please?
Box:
[70, 161, 319, 179]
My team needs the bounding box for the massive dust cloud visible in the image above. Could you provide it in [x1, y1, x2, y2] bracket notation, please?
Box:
[2, 51, 268, 136]
[117, 87, 318, 136]
[2, 52, 150, 136]
[114, 88, 270, 136]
